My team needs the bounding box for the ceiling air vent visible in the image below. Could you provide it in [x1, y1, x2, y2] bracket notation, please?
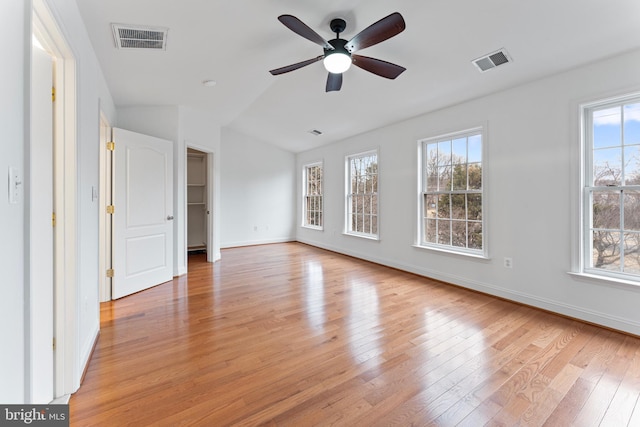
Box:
[472, 48, 512, 72]
[308, 129, 323, 136]
[111, 24, 168, 50]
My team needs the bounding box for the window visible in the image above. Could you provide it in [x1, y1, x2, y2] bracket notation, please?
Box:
[582, 95, 640, 281]
[346, 150, 378, 238]
[418, 128, 485, 256]
[303, 162, 323, 229]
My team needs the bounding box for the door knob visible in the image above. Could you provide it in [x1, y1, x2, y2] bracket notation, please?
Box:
[167, 215, 174, 220]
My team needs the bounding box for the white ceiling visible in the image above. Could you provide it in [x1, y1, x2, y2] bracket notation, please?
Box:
[76, 0, 640, 153]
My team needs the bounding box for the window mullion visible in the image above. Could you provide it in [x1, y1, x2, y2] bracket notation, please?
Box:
[448, 192, 453, 246]
[619, 189, 625, 272]
[588, 187, 595, 269]
[621, 105, 625, 185]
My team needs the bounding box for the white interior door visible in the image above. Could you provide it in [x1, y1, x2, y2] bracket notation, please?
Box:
[30, 43, 54, 404]
[112, 128, 173, 299]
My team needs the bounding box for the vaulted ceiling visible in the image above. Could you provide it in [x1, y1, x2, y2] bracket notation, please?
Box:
[77, 0, 640, 152]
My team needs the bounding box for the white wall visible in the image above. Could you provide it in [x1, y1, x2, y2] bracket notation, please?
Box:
[297, 48, 640, 336]
[0, 0, 29, 404]
[117, 106, 180, 142]
[221, 128, 296, 247]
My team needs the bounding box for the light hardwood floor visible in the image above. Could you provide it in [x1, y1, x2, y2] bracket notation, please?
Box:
[70, 243, 640, 426]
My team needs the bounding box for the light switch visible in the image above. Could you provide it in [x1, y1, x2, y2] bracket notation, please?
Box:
[8, 167, 21, 204]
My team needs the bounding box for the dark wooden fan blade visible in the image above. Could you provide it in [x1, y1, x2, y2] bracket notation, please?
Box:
[344, 12, 405, 53]
[278, 15, 334, 50]
[326, 72, 343, 92]
[352, 55, 406, 79]
[269, 56, 324, 75]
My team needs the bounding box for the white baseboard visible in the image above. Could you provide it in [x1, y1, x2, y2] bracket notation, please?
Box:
[221, 237, 296, 249]
[50, 394, 70, 404]
[78, 325, 100, 390]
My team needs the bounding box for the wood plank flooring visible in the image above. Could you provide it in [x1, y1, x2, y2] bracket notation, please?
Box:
[69, 243, 640, 426]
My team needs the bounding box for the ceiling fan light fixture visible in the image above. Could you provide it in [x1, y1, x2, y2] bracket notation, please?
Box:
[323, 51, 352, 74]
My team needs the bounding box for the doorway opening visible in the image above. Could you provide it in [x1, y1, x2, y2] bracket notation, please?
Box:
[187, 148, 209, 260]
[185, 144, 217, 267]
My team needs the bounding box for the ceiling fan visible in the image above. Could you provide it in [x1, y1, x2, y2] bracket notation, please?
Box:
[269, 12, 406, 92]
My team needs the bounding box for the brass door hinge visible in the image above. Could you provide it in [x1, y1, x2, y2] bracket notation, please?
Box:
[106, 269, 114, 278]
[52, 212, 56, 227]
[106, 141, 115, 151]
[52, 337, 56, 351]
[106, 205, 115, 214]
[52, 86, 55, 102]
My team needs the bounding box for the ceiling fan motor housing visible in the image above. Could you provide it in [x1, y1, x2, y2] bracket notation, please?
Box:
[329, 18, 347, 35]
[325, 38, 350, 58]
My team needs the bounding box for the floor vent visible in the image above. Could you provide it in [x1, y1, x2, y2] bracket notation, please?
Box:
[111, 24, 168, 50]
[472, 49, 512, 72]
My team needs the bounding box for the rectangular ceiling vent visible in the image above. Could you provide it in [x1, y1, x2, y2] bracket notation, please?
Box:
[472, 49, 512, 72]
[308, 129, 323, 136]
[111, 24, 168, 50]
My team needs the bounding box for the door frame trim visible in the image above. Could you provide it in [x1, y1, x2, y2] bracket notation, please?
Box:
[99, 113, 112, 302]
[33, 0, 79, 398]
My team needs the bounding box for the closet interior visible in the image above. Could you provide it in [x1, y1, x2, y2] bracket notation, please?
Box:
[187, 148, 208, 254]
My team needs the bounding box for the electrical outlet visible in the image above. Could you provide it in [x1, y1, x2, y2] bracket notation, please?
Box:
[504, 257, 513, 269]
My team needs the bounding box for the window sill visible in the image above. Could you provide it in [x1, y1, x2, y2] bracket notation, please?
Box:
[412, 244, 489, 260]
[343, 232, 380, 241]
[301, 225, 323, 231]
[567, 271, 640, 290]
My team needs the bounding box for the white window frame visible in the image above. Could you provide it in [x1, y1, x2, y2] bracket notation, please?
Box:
[578, 93, 640, 285]
[302, 161, 324, 230]
[345, 149, 379, 239]
[416, 127, 487, 258]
